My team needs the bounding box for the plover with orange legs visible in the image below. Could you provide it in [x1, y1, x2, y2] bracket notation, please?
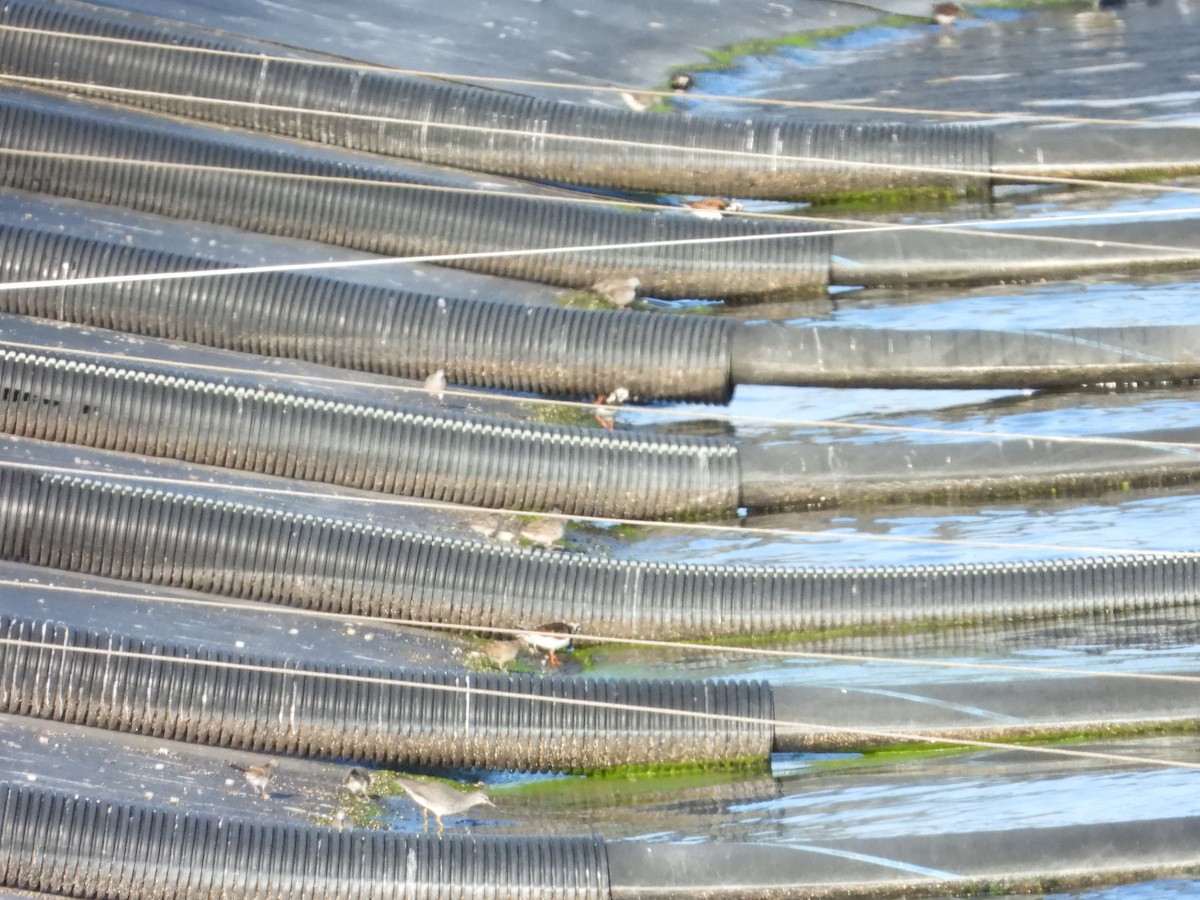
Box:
[518, 622, 580, 666]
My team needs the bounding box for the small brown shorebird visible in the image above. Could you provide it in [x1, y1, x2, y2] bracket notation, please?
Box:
[590, 276, 640, 309]
[682, 197, 744, 219]
[932, 1, 965, 25]
[518, 513, 567, 549]
[230, 760, 277, 800]
[393, 775, 494, 836]
[518, 622, 579, 666]
[465, 512, 519, 544]
[593, 386, 629, 430]
[342, 767, 372, 799]
[478, 638, 522, 671]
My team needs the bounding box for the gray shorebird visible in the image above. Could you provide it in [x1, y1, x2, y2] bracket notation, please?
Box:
[342, 767, 372, 799]
[518, 622, 580, 666]
[593, 386, 629, 429]
[465, 512, 519, 544]
[393, 775, 494, 836]
[230, 760, 277, 800]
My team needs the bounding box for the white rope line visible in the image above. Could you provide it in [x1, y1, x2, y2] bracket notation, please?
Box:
[5, 74, 1200, 193]
[1, 22, 1195, 130]
[1, 636, 1197, 770]
[1, 455, 1199, 559]
[3, 335, 1200, 456]
[4, 575, 1196, 685]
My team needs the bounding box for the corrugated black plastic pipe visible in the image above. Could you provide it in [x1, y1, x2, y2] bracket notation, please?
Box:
[0, 783, 613, 899]
[0, 338, 741, 519]
[0, 222, 739, 402]
[0, 87, 1195, 293]
[6, 224, 1200, 398]
[0, 89, 832, 299]
[6, 326, 1200, 515]
[0, 463, 1196, 639]
[0, 614, 773, 770]
[0, 0, 995, 200]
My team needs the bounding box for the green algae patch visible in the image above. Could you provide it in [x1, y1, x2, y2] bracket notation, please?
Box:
[491, 755, 768, 800]
[807, 742, 973, 774]
[804, 183, 969, 212]
[556, 289, 622, 311]
[525, 400, 603, 429]
[679, 619, 948, 651]
[1004, 719, 1200, 747]
[690, 15, 924, 73]
[803, 720, 1200, 773]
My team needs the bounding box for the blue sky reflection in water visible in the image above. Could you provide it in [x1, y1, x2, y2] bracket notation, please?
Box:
[737, 769, 1200, 841]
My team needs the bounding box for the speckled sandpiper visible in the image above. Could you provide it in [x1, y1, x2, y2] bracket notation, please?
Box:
[230, 760, 277, 800]
[342, 767, 372, 799]
[518, 513, 567, 549]
[478, 638, 523, 671]
[590, 275, 640, 308]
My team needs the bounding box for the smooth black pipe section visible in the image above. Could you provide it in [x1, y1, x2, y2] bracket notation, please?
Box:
[607, 818, 1200, 897]
[0, 783, 612, 900]
[0, 0, 994, 200]
[1, 460, 1198, 640]
[994, 124, 1200, 181]
[0, 88, 831, 299]
[731, 322, 1200, 389]
[0, 614, 774, 771]
[830, 218, 1200, 286]
[739, 423, 1200, 510]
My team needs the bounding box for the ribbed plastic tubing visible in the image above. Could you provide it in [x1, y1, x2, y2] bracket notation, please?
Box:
[0, 466, 1196, 640]
[0, 89, 832, 299]
[0, 614, 774, 770]
[0, 222, 739, 402]
[0, 342, 741, 519]
[0, 0, 994, 199]
[0, 783, 613, 899]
